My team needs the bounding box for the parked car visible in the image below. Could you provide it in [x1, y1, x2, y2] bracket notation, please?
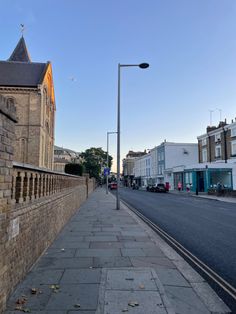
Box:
[146, 184, 155, 192]
[109, 182, 117, 190]
[132, 183, 139, 190]
[155, 183, 167, 193]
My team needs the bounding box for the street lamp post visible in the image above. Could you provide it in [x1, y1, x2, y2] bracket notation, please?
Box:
[106, 131, 117, 194]
[116, 63, 149, 210]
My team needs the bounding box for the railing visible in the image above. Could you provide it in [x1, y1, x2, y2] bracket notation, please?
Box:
[11, 162, 86, 205]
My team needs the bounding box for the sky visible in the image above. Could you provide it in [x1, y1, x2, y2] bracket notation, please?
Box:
[1, 0, 236, 170]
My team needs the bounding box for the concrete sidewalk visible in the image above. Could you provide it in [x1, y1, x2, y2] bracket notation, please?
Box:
[169, 190, 236, 203]
[5, 188, 231, 314]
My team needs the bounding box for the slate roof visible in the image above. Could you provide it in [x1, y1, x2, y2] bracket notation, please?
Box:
[0, 37, 48, 87]
[8, 37, 31, 62]
[0, 61, 48, 87]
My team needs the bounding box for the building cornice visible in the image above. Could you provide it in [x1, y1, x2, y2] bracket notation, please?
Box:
[0, 86, 38, 92]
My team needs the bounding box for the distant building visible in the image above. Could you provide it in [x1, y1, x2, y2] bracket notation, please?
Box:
[123, 150, 146, 186]
[54, 145, 80, 172]
[133, 152, 151, 187]
[198, 119, 236, 163]
[184, 119, 236, 192]
[0, 37, 55, 169]
[151, 142, 198, 189]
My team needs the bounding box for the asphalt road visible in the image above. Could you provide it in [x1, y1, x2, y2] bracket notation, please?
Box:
[115, 187, 236, 310]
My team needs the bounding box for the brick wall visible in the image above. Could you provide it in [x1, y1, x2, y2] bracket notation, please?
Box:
[0, 95, 95, 313]
[0, 95, 17, 311]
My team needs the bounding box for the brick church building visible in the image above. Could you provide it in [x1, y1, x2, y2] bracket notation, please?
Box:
[0, 36, 55, 169]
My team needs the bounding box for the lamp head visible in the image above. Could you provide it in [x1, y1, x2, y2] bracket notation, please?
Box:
[139, 63, 149, 69]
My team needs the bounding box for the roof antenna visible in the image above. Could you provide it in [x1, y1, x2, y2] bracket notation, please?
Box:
[216, 108, 222, 121]
[208, 109, 214, 126]
[20, 24, 25, 37]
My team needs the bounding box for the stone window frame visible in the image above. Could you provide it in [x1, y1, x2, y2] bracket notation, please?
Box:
[231, 140, 236, 157]
[230, 127, 236, 137]
[202, 148, 207, 162]
[215, 145, 222, 159]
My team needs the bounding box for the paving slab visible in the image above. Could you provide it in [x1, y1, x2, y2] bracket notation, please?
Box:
[46, 284, 99, 310]
[36, 257, 93, 269]
[155, 268, 191, 287]
[106, 268, 158, 290]
[164, 286, 210, 314]
[130, 257, 176, 269]
[51, 240, 90, 249]
[76, 248, 121, 257]
[7, 284, 52, 311]
[93, 256, 132, 268]
[44, 248, 76, 258]
[89, 241, 124, 249]
[103, 290, 167, 314]
[60, 269, 101, 284]
[84, 235, 118, 242]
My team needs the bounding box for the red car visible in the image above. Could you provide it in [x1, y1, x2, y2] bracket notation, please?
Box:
[109, 182, 117, 190]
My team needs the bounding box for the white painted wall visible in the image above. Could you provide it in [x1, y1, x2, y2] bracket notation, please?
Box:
[165, 143, 198, 169]
[134, 153, 151, 185]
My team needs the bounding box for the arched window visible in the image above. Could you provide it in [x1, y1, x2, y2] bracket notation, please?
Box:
[20, 138, 27, 163]
[6, 97, 15, 109]
[45, 121, 50, 134]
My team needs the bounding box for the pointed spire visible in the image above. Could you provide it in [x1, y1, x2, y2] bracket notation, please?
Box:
[8, 37, 31, 62]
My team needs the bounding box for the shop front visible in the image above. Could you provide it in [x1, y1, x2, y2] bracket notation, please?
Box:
[184, 165, 233, 193]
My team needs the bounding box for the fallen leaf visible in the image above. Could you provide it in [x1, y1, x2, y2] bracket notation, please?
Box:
[50, 284, 60, 293]
[16, 297, 27, 305]
[74, 303, 81, 308]
[139, 284, 145, 289]
[128, 301, 139, 307]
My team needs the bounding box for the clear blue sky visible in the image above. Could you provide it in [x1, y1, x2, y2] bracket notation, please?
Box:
[1, 0, 236, 168]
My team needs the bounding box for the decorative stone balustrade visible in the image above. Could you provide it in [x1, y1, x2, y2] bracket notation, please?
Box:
[12, 162, 86, 205]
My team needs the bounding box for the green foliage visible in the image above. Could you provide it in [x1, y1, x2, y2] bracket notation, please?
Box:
[65, 163, 84, 176]
[80, 147, 113, 180]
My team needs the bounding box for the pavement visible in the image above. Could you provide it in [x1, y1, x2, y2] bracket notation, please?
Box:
[169, 190, 236, 203]
[5, 188, 231, 314]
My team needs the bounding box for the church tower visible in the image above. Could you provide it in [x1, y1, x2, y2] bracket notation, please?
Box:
[0, 37, 56, 169]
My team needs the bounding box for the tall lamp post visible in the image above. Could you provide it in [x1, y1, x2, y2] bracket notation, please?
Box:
[106, 131, 117, 194]
[116, 63, 149, 210]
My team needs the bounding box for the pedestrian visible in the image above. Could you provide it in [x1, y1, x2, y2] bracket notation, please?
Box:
[186, 183, 190, 192]
[177, 181, 182, 192]
[216, 181, 222, 196]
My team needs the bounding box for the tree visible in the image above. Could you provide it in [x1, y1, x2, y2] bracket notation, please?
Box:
[65, 163, 84, 176]
[80, 147, 112, 180]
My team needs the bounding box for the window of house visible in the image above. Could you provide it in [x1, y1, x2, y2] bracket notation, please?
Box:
[215, 145, 221, 158]
[202, 148, 207, 162]
[7, 97, 15, 108]
[231, 141, 236, 156]
[202, 138, 207, 146]
[231, 127, 236, 137]
[215, 133, 221, 142]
